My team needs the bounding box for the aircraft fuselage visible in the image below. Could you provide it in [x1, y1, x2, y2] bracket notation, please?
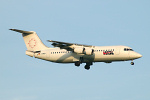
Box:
[10, 29, 142, 70]
[28, 45, 142, 63]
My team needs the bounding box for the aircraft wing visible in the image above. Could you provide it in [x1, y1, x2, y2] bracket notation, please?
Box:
[47, 40, 93, 51]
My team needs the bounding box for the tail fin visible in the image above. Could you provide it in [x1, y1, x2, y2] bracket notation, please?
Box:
[10, 29, 49, 51]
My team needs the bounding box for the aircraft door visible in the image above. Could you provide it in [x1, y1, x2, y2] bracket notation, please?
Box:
[128, 51, 131, 58]
[115, 48, 120, 55]
[46, 50, 50, 58]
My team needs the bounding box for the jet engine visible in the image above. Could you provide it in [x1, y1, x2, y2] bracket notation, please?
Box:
[84, 48, 94, 55]
[73, 47, 85, 54]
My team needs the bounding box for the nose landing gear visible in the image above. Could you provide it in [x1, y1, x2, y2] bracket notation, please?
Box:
[131, 62, 134, 65]
[131, 61, 134, 65]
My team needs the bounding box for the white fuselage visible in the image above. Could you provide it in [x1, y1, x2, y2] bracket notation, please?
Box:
[10, 29, 142, 70]
[28, 45, 141, 63]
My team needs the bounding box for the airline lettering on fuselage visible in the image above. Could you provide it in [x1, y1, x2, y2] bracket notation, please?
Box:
[103, 50, 114, 55]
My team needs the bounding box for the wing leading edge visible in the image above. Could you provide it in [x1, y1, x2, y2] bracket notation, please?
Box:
[47, 40, 93, 51]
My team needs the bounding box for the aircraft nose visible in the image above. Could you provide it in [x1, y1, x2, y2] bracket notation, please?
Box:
[136, 53, 142, 58]
[129, 52, 142, 59]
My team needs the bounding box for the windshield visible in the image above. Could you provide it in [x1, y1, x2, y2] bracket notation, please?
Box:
[124, 48, 133, 51]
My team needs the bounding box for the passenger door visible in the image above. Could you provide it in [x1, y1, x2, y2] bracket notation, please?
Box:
[115, 48, 120, 55]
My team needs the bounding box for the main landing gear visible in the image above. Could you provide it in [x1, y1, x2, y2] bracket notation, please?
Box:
[74, 57, 92, 70]
[75, 61, 80, 66]
[74, 57, 83, 66]
[84, 65, 90, 70]
[84, 62, 93, 70]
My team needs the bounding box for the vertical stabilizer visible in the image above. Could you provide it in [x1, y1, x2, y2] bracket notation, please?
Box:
[10, 29, 49, 51]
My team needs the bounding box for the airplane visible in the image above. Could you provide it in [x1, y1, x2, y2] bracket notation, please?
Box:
[10, 29, 142, 70]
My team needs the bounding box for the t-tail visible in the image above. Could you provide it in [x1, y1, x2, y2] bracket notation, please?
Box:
[10, 29, 49, 56]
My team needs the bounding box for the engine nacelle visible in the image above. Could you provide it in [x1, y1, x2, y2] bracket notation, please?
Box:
[74, 47, 84, 54]
[84, 48, 94, 55]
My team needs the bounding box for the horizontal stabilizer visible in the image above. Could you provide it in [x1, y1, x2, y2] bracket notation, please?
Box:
[9, 29, 34, 34]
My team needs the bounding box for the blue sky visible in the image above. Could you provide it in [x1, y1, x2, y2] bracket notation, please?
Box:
[0, 0, 150, 100]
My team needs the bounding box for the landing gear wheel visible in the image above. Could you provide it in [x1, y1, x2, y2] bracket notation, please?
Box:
[131, 62, 134, 65]
[84, 65, 90, 70]
[75, 61, 80, 66]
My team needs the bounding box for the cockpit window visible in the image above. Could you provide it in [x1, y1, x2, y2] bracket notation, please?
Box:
[124, 48, 133, 51]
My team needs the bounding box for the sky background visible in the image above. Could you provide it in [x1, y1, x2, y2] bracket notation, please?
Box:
[0, 0, 150, 100]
